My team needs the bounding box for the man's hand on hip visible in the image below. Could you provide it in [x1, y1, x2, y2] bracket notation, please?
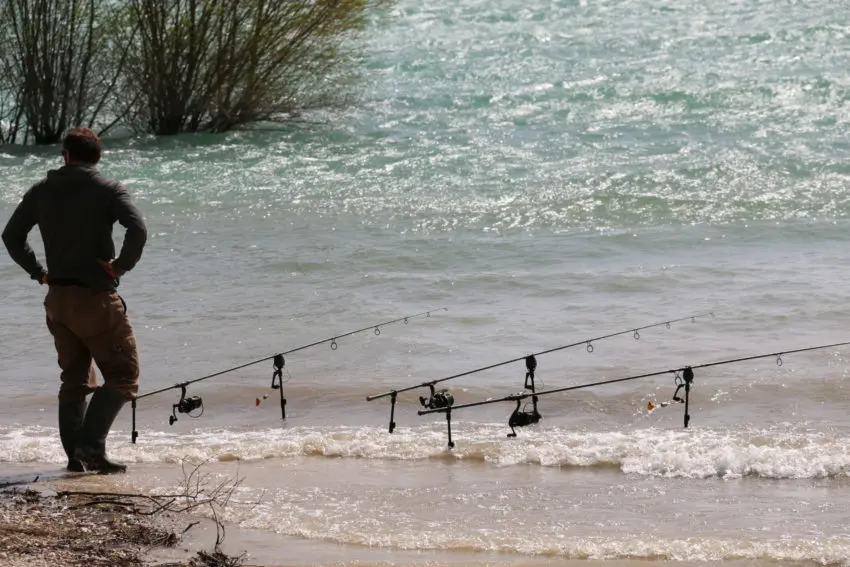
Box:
[98, 259, 119, 278]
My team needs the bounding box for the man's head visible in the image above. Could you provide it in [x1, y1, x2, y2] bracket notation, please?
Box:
[62, 127, 102, 166]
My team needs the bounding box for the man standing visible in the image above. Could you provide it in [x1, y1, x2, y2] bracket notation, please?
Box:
[2, 127, 147, 474]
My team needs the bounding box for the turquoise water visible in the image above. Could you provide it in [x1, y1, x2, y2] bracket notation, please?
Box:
[3, 0, 850, 564]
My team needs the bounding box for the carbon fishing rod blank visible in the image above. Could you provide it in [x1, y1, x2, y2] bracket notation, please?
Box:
[419, 340, 850, 448]
[128, 307, 448, 443]
[366, 311, 715, 434]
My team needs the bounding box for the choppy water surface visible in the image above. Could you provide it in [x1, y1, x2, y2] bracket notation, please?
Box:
[3, 0, 850, 564]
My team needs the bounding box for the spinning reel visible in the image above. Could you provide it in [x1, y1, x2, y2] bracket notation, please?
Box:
[420, 384, 454, 410]
[507, 354, 542, 437]
[170, 384, 204, 425]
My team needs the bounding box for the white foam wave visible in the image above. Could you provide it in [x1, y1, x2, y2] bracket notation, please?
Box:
[242, 515, 850, 565]
[2, 423, 850, 479]
[6, 422, 850, 479]
[220, 484, 850, 564]
[128, 477, 850, 565]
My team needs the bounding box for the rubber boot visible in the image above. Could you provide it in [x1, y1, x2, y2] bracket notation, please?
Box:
[74, 386, 128, 474]
[58, 398, 87, 472]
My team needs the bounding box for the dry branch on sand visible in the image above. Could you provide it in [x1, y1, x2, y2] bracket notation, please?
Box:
[0, 486, 183, 566]
[0, 458, 261, 567]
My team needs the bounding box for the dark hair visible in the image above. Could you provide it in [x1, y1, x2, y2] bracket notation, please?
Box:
[62, 127, 102, 165]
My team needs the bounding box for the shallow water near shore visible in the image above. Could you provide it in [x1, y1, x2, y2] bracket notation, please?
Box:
[4, 0, 850, 564]
[6, 455, 850, 567]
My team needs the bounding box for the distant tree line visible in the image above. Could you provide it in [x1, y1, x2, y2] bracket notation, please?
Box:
[0, 0, 391, 144]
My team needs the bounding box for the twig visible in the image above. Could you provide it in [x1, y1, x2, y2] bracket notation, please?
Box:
[21, 457, 254, 565]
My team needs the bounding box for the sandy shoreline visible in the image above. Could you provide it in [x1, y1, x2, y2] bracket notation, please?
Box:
[1, 463, 839, 567]
[0, 469, 261, 567]
[1, 475, 820, 567]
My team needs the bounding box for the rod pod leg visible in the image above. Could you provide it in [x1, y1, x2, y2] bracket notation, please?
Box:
[272, 354, 286, 420]
[682, 366, 694, 428]
[131, 399, 138, 444]
[388, 392, 397, 433]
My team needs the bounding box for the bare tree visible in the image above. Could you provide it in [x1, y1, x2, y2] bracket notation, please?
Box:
[0, 0, 393, 143]
[122, 0, 223, 135]
[125, 0, 394, 135]
[204, 0, 380, 131]
[0, 87, 27, 145]
[0, 0, 135, 144]
[0, 0, 26, 143]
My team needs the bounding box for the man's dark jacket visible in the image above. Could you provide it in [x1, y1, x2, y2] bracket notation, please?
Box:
[2, 164, 147, 291]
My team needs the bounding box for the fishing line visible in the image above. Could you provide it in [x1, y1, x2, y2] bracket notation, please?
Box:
[365, 311, 714, 433]
[418, 339, 850, 448]
[129, 307, 448, 443]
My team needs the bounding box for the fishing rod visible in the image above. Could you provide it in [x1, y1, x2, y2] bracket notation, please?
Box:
[129, 307, 448, 443]
[418, 339, 850, 448]
[365, 311, 715, 433]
